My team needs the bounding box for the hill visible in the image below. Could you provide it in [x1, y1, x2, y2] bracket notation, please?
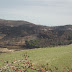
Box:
[0, 19, 72, 48]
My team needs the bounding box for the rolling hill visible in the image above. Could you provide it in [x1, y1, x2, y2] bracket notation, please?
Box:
[0, 19, 72, 48]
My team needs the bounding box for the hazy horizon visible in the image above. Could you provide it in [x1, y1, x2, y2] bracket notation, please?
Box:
[0, 0, 72, 26]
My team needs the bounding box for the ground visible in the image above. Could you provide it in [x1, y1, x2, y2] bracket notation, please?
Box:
[0, 44, 72, 72]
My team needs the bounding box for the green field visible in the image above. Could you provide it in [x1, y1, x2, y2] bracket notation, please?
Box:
[0, 45, 72, 72]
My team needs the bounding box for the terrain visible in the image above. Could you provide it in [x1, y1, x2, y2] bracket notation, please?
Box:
[0, 44, 72, 72]
[0, 19, 72, 72]
[0, 19, 72, 49]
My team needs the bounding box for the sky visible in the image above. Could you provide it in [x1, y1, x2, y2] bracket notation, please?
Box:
[0, 0, 72, 26]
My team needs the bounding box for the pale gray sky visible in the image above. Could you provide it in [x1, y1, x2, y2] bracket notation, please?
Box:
[0, 0, 72, 26]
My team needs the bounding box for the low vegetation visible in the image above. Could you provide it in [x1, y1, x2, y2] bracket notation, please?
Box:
[0, 44, 72, 72]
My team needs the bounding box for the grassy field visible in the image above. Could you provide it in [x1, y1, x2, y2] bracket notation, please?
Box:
[0, 44, 72, 72]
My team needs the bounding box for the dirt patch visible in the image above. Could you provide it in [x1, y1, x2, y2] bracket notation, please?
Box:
[0, 48, 14, 53]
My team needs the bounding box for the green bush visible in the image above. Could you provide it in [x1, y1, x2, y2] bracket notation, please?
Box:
[25, 40, 40, 49]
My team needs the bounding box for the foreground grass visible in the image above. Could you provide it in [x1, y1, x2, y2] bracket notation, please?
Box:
[0, 45, 72, 72]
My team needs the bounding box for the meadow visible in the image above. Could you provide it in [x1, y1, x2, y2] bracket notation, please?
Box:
[0, 44, 72, 72]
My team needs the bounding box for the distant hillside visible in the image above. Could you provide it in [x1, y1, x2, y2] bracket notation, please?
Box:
[0, 19, 35, 27]
[0, 19, 72, 48]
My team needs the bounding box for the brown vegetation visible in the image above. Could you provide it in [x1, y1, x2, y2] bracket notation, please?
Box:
[0, 19, 72, 49]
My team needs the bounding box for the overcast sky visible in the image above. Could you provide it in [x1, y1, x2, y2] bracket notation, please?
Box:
[0, 0, 72, 26]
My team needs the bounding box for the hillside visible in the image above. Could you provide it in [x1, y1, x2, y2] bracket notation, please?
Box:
[0, 19, 72, 48]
